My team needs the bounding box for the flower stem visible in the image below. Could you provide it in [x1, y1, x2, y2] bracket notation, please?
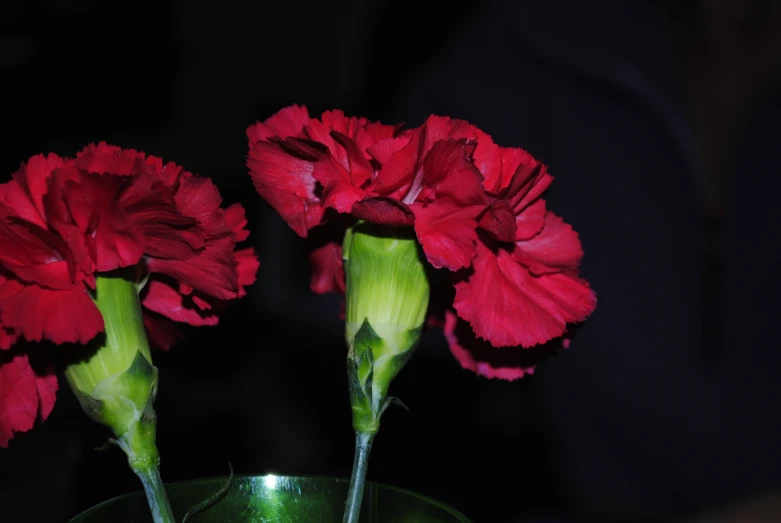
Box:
[135, 464, 176, 523]
[343, 431, 375, 523]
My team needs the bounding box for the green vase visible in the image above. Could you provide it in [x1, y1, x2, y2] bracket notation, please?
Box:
[69, 475, 471, 522]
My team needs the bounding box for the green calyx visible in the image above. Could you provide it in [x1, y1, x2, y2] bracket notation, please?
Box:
[343, 223, 430, 435]
[65, 268, 160, 472]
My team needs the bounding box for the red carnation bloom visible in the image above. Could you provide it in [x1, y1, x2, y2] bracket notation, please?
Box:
[0, 143, 258, 445]
[247, 106, 595, 380]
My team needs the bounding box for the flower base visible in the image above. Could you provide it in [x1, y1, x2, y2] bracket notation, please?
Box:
[69, 475, 470, 522]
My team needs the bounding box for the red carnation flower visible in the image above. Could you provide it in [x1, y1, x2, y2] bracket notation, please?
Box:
[247, 106, 595, 380]
[0, 143, 258, 445]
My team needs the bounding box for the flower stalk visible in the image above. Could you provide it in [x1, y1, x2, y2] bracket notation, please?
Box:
[342, 223, 430, 522]
[343, 432, 374, 523]
[64, 268, 174, 523]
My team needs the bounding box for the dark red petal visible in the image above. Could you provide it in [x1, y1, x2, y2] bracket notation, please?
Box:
[0, 352, 58, 447]
[304, 111, 369, 171]
[150, 161, 190, 188]
[173, 176, 230, 236]
[514, 212, 585, 275]
[409, 140, 489, 270]
[247, 140, 324, 237]
[368, 131, 420, 198]
[309, 241, 345, 294]
[329, 131, 373, 188]
[66, 174, 145, 272]
[1, 154, 64, 228]
[317, 110, 368, 140]
[511, 166, 553, 215]
[311, 156, 365, 214]
[420, 115, 478, 157]
[0, 322, 17, 350]
[351, 198, 415, 226]
[143, 313, 185, 351]
[225, 203, 250, 242]
[444, 310, 539, 381]
[477, 200, 517, 242]
[0, 215, 75, 290]
[482, 147, 534, 195]
[146, 235, 238, 299]
[0, 277, 103, 344]
[469, 129, 503, 188]
[355, 122, 399, 153]
[142, 279, 219, 326]
[46, 170, 144, 273]
[419, 139, 487, 206]
[42, 167, 96, 276]
[72, 142, 142, 175]
[453, 241, 596, 348]
[366, 133, 415, 166]
[411, 202, 483, 270]
[234, 248, 259, 297]
[246, 105, 310, 145]
[514, 198, 547, 241]
[0, 180, 44, 228]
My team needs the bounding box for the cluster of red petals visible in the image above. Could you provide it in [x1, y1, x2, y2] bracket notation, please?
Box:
[0, 143, 259, 446]
[248, 106, 595, 380]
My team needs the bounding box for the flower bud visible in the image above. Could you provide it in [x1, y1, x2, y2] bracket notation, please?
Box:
[343, 222, 430, 434]
[64, 269, 160, 471]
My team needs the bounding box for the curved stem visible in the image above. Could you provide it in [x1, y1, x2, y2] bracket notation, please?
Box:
[135, 465, 176, 523]
[343, 432, 375, 523]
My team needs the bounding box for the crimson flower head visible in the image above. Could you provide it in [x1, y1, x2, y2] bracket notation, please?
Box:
[0, 143, 259, 447]
[247, 106, 595, 380]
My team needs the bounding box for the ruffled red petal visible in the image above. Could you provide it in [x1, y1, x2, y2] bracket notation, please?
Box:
[0, 154, 64, 228]
[247, 140, 324, 237]
[119, 173, 203, 260]
[234, 248, 259, 297]
[57, 172, 146, 272]
[514, 212, 585, 275]
[225, 203, 250, 242]
[368, 131, 420, 199]
[72, 142, 142, 175]
[355, 123, 402, 155]
[172, 176, 230, 237]
[142, 279, 219, 326]
[411, 140, 488, 270]
[411, 202, 483, 270]
[419, 115, 478, 156]
[0, 212, 76, 290]
[351, 198, 415, 226]
[514, 198, 547, 242]
[144, 175, 242, 299]
[0, 352, 58, 447]
[0, 277, 103, 344]
[143, 313, 185, 351]
[146, 234, 238, 299]
[0, 322, 17, 350]
[311, 155, 366, 214]
[309, 241, 345, 294]
[246, 105, 310, 145]
[306, 111, 369, 156]
[444, 311, 537, 380]
[477, 200, 517, 242]
[453, 241, 596, 348]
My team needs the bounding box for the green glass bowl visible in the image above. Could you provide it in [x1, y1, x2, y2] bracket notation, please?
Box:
[69, 475, 471, 522]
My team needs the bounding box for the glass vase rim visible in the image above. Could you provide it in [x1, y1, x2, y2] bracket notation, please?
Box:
[69, 473, 471, 522]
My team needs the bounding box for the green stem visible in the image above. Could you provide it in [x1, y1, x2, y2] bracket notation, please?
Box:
[343, 432, 375, 523]
[135, 465, 176, 523]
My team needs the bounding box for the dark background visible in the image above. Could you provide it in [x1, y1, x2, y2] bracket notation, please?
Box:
[2, 1, 781, 522]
